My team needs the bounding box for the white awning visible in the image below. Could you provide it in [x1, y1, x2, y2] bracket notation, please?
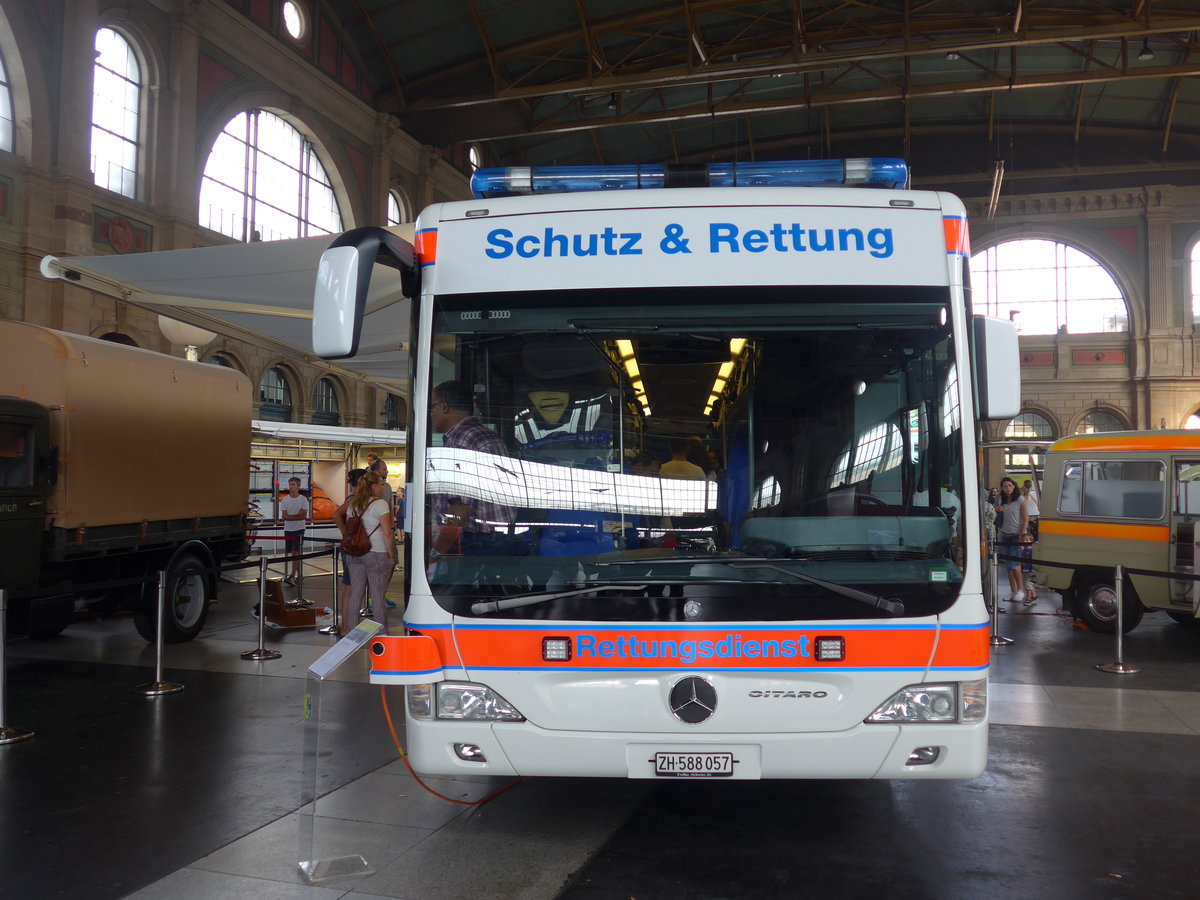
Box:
[251, 420, 407, 447]
[39, 227, 413, 390]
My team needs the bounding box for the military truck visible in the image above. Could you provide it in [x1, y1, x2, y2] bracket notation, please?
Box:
[0, 321, 249, 641]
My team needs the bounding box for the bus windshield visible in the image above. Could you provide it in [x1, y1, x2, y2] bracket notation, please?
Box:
[424, 285, 965, 622]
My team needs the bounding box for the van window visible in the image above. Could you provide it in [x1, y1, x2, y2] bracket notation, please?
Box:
[1175, 461, 1200, 515]
[1058, 459, 1164, 519]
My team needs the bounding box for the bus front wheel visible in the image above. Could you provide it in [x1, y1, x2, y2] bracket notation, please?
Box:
[1077, 578, 1143, 634]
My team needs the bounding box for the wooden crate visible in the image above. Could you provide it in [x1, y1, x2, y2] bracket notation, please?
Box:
[260, 580, 317, 628]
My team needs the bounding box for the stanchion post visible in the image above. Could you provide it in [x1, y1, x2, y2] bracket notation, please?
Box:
[243, 555, 283, 661]
[294, 539, 309, 607]
[135, 571, 184, 695]
[1097, 563, 1141, 675]
[0, 588, 35, 745]
[989, 543, 1013, 646]
[319, 544, 340, 636]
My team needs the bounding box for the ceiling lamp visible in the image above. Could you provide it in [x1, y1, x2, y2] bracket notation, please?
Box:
[1137, 38, 1154, 61]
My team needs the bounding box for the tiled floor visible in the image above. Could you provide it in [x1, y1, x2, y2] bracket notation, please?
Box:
[4, 577, 1200, 899]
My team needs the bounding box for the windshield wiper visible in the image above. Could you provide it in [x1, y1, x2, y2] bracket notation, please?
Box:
[471, 582, 647, 615]
[594, 557, 905, 616]
[722, 560, 905, 616]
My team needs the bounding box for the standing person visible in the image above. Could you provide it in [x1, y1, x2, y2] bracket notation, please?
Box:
[1022, 480, 1041, 539]
[428, 379, 514, 560]
[280, 477, 309, 584]
[366, 452, 395, 511]
[333, 471, 395, 634]
[366, 452, 387, 478]
[996, 476, 1029, 603]
[659, 435, 707, 480]
[335, 468, 366, 626]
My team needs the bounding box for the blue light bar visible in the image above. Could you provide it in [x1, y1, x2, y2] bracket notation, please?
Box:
[470, 159, 908, 198]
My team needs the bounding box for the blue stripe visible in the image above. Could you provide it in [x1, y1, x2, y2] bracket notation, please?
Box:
[404, 621, 972, 633]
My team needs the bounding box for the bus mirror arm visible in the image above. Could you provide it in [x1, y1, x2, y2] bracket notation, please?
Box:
[332, 225, 418, 298]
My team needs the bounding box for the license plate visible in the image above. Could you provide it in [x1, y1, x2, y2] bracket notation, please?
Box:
[653, 751, 735, 778]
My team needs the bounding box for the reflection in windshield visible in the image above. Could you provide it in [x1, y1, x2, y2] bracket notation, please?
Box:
[424, 287, 965, 622]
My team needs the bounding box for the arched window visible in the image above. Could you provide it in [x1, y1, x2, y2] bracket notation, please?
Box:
[970, 239, 1128, 335]
[1190, 239, 1200, 321]
[382, 393, 407, 430]
[311, 377, 340, 426]
[98, 331, 138, 346]
[1005, 412, 1054, 470]
[1187, 413, 1200, 429]
[199, 109, 342, 242]
[386, 189, 408, 226]
[468, 145, 483, 171]
[91, 28, 141, 198]
[0, 47, 13, 153]
[1077, 410, 1125, 434]
[258, 367, 293, 421]
[203, 352, 237, 369]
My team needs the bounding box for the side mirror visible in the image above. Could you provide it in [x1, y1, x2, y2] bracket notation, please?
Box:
[312, 227, 417, 359]
[972, 315, 1021, 421]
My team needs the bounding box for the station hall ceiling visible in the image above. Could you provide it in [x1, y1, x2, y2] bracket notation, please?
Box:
[322, 1, 1200, 196]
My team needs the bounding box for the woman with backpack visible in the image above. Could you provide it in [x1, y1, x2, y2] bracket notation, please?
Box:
[333, 470, 395, 634]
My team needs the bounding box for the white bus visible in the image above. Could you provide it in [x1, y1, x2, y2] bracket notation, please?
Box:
[314, 158, 1020, 780]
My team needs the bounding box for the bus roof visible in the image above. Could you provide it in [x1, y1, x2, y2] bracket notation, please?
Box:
[1049, 430, 1200, 453]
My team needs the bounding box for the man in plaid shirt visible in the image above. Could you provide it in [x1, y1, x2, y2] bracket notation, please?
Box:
[428, 380, 515, 559]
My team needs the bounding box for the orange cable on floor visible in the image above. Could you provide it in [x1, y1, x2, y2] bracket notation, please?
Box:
[379, 684, 527, 806]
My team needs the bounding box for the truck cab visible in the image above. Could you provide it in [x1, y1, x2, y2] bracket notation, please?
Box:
[0, 398, 50, 590]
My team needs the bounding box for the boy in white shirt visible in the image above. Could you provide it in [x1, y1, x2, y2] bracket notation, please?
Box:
[280, 477, 310, 583]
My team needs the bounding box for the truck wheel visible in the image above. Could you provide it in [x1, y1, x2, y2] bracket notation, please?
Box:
[133, 552, 212, 643]
[26, 596, 75, 639]
[1076, 578, 1143, 634]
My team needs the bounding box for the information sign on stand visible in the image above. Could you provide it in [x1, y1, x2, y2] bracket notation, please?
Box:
[297, 619, 384, 884]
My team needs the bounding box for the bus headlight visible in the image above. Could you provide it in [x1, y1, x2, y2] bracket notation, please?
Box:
[865, 680, 987, 724]
[415, 682, 526, 721]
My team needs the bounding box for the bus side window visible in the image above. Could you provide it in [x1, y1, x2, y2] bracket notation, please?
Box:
[1175, 462, 1200, 516]
[1079, 461, 1164, 520]
[1059, 462, 1082, 514]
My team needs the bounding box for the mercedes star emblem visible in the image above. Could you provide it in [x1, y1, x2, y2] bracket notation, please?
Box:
[669, 676, 718, 724]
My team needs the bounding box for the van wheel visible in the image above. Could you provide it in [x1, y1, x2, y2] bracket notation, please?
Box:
[1166, 611, 1199, 627]
[1077, 578, 1143, 634]
[133, 552, 212, 643]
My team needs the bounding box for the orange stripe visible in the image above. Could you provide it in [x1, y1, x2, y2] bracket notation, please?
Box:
[414, 228, 438, 265]
[1051, 433, 1200, 453]
[932, 625, 990, 669]
[1038, 519, 1169, 542]
[369, 634, 442, 674]
[407, 625, 988, 671]
[943, 217, 969, 255]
